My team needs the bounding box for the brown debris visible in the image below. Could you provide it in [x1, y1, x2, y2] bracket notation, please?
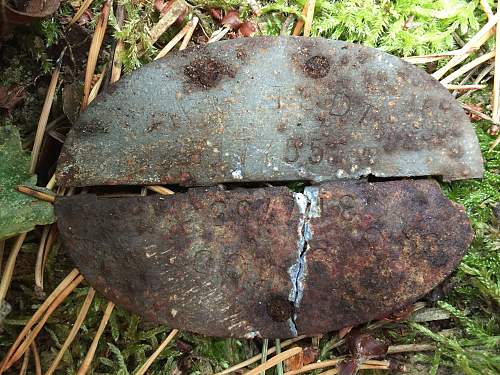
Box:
[0, 85, 25, 112]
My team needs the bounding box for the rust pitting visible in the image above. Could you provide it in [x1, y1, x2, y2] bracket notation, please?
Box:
[183, 56, 236, 89]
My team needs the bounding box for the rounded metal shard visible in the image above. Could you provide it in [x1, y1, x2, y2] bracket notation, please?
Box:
[56, 37, 483, 187]
[55, 180, 472, 338]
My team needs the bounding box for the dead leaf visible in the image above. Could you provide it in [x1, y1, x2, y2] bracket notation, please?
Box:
[338, 358, 359, 375]
[338, 325, 353, 339]
[239, 20, 257, 37]
[222, 10, 242, 30]
[463, 103, 484, 121]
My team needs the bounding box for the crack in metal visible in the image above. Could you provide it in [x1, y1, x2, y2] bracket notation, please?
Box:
[288, 187, 320, 336]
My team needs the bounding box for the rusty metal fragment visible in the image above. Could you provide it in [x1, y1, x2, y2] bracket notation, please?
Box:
[55, 180, 472, 338]
[56, 37, 484, 187]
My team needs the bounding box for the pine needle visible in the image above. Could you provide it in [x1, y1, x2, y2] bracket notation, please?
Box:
[45, 288, 96, 375]
[82, 0, 112, 111]
[155, 21, 192, 60]
[179, 16, 199, 50]
[148, 0, 188, 44]
[146, 185, 175, 195]
[69, 0, 95, 26]
[433, 13, 499, 80]
[0, 233, 28, 306]
[317, 362, 390, 375]
[214, 336, 306, 375]
[493, 3, 500, 121]
[440, 51, 495, 84]
[6, 275, 84, 369]
[135, 329, 178, 375]
[30, 342, 42, 375]
[34, 226, 51, 291]
[244, 347, 302, 375]
[0, 269, 80, 372]
[77, 301, 115, 375]
[292, 0, 308, 36]
[16, 186, 55, 203]
[303, 0, 316, 37]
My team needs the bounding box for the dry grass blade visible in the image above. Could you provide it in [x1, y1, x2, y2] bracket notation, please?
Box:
[292, 0, 308, 36]
[155, 21, 191, 60]
[148, 0, 189, 44]
[135, 329, 179, 375]
[0, 233, 28, 305]
[0, 269, 79, 373]
[303, 0, 316, 37]
[82, 0, 111, 111]
[16, 186, 56, 203]
[462, 103, 500, 125]
[41, 226, 58, 281]
[433, 13, 499, 80]
[69, 0, 94, 26]
[30, 60, 62, 174]
[5, 275, 84, 369]
[317, 361, 390, 375]
[179, 17, 199, 50]
[45, 288, 96, 375]
[31, 341, 42, 375]
[0, 240, 4, 275]
[440, 51, 495, 84]
[208, 27, 230, 43]
[77, 301, 115, 375]
[215, 336, 306, 375]
[35, 226, 51, 291]
[244, 347, 302, 375]
[146, 185, 175, 195]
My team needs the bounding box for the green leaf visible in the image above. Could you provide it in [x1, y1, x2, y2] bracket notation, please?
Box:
[0, 126, 55, 239]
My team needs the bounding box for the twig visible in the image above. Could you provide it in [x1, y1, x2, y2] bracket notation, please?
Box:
[148, 0, 188, 44]
[292, 0, 308, 36]
[82, 0, 112, 110]
[30, 49, 65, 173]
[0, 233, 28, 306]
[244, 347, 302, 375]
[0, 269, 80, 372]
[16, 186, 56, 203]
[460, 63, 494, 98]
[440, 51, 495, 84]
[433, 13, 499, 80]
[179, 17, 199, 50]
[6, 275, 84, 369]
[480, 0, 494, 20]
[45, 288, 96, 375]
[77, 301, 115, 375]
[214, 336, 306, 375]
[146, 185, 175, 195]
[135, 329, 179, 375]
[31, 342, 42, 375]
[303, 0, 316, 37]
[69, 0, 94, 26]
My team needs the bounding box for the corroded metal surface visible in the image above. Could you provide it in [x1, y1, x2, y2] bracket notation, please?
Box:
[56, 37, 483, 187]
[55, 180, 472, 338]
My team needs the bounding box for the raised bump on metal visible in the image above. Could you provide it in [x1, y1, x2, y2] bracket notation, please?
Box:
[55, 180, 472, 338]
[56, 37, 484, 187]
